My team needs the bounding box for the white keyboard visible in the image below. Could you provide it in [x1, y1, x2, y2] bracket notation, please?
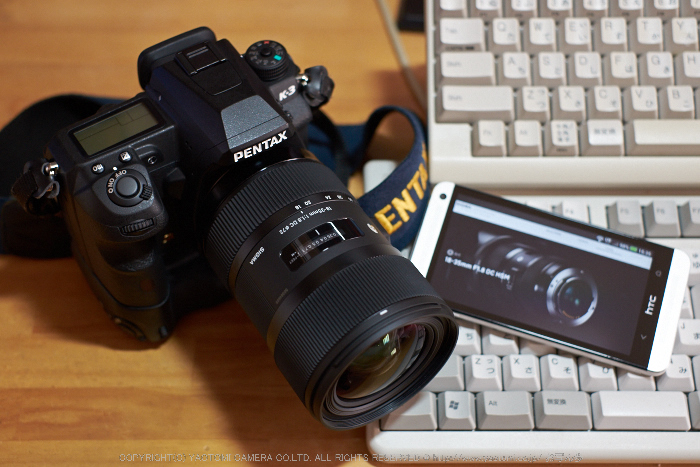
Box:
[426, 0, 700, 188]
[365, 193, 700, 462]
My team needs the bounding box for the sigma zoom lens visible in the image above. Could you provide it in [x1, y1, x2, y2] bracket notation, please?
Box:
[473, 233, 598, 327]
[203, 149, 458, 429]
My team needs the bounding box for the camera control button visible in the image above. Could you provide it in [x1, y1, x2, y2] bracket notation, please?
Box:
[106, 169, 149, 207]
[115, 175, 140, 198]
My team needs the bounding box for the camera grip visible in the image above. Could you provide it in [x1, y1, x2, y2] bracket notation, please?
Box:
[67, 164, 175, 341]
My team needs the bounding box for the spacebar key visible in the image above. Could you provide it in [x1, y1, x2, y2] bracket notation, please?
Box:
[591, 391, 691, 431]
[438, 85, 514, 123]
[626, 120, 700, 156]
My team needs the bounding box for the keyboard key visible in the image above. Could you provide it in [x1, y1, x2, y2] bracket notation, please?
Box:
[473, 120, 507, 156]
[438, 18, 486, 51]
[544, 120, 579, 156]
[438, 51, 496, 86]
[595, 17, 628, 54]
[438, 0, 467, 16]
[640, 52, 674, 87]
[438, 391, 476, 430]
[583, 117, 624, 154]
[591, 391, 691, 431]
[505, 0, 538, 19]
[423, 353, 465, 392]
[525, 18, 557, 53]
[656, 355, 696, 392]
[675, 51, 700, 87]
[552, 86, 586, 121]
[465, 354, 503, 391]
[540, 354, 579, 390]
[508, 120, 543, 156]
[665, 17, 699, 53]
[534, 52, 567, 87]
[561, 18, 593, 54]
[643, 200, 682, 237]
[681, 287, 694, 319]
[690, 391, 700, 429]
[607, 200, 645, 237]
[554, 200, 590, 222]
[438, 85, 515, 123]
[482, 328, 519, 355]
[681, 0, 700, 17]
[686, 250, 700, 286]
[569, 52, 602, 87]
[534, 390, 593, 430]
[617, 368, 656, 390]
[453, 321, 481, 356]
[680, 200, 700, 237]
[674, 319, 700, 356]
[622, 86, 659, 120]
[578, 358, 618, 391]
[647, 0, 680, 20]
[540, 0, 573, 19]
[381, 392, 437, 430]
[517, 86, 550, 121]
[604, 52, 638, 87]
[490, 18, 521, 53]
[610, 0, 644, 18]
[694, 355, 700, 392]
[575, 0, 609, 19]
[587, 86, 622, 120]
[659, 86, 695, 119]
[503, 354, 542, 391]
[470, 0, 502, 21]
[499, 52, 531, 87]
[519, 339, 556, 355]
[630, 17, 664, 53]
[476, 391, 535, 430]
[625, 119, 700, 155]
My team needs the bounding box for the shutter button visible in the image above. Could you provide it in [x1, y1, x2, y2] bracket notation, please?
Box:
[115, 175, 140, 198]
[107, 169, 150, 207]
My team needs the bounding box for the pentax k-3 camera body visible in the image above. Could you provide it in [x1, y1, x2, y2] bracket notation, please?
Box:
[45, 28, 332, 341]
[37, 27, 457, 429]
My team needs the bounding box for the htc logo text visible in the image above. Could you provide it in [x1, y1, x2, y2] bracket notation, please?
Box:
[644, 295, 657, 315]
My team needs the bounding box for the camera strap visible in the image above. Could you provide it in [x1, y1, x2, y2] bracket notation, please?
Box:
[0, 96, 430, 256]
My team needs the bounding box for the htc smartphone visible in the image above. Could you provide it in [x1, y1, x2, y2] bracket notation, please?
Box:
[412, 182, 690, 375]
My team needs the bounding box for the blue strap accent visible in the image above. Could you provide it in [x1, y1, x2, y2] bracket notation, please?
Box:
[356, 106, 429, 251]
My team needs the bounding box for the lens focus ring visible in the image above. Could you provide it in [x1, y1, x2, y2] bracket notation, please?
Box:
[204, 158, 350, 285]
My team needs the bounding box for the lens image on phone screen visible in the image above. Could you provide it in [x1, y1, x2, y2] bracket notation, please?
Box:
[426, 190, 673, 365]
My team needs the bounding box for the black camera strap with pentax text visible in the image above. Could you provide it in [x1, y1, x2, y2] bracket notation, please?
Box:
[0, 95, 430, 257]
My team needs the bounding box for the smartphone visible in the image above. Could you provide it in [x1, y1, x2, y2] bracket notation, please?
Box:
[411, 182, 690, 375]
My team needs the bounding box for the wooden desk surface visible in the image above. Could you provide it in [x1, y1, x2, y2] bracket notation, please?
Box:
[0, 1, 689, 466]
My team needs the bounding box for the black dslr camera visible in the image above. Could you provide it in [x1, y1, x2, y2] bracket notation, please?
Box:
[22, 27, 456, 429]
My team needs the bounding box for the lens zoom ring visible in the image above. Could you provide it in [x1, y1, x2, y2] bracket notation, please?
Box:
[273, 254, 442, 400]
[204, 160, 350, 284]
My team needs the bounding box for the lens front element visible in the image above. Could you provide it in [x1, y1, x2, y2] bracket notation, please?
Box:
[336, 324, 423, 400]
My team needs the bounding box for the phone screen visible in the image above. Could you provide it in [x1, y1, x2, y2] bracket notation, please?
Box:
[422, 185, 678, 369]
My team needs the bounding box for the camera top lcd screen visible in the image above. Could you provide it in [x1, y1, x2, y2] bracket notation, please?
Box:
[73, 101, 159, 156]
[426, 188, 674, 364]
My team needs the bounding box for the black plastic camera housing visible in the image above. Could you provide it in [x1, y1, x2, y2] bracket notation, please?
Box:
[45, 28, 329, 340]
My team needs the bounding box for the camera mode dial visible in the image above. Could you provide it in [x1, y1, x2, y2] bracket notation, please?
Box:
[106, 169, 152, 207]
[244, 40, 290, 81]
